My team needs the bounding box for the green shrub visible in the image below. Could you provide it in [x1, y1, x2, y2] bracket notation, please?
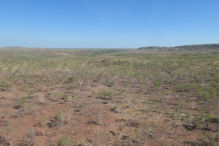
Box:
[18, 97, 29, 107]
[199, 86, 217, 100]
[98, 89, 114, 100]
[57, 136, 70, 146]
[63, 94, 72, 102]
[0, 101, 3, 107]
[55, 112, 64, 120]
[66, 76, 75, 83]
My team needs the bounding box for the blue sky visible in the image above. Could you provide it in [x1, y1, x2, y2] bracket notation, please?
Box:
[0, 0, 219, 48]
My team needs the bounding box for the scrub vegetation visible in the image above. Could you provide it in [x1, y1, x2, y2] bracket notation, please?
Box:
[0, 48, 218, 145]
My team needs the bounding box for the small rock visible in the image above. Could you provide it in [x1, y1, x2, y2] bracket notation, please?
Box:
[183, 123, 196, 130]
[47, 118, 67, 128]
[13, 105, 22, 109]
[86, 120, 99, 125]
[126, 120, 140, 128]
[110, 131, 116, 136]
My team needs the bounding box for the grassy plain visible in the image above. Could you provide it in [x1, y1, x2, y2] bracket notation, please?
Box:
[0, 48, 218, 145]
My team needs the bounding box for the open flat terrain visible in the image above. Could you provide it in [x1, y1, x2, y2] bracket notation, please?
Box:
[0, 48, 218, 146]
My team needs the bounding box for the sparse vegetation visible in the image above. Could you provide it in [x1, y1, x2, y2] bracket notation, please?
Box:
[0, 48, 218, 145]
[0, 101, 3, 107]
[17, 97, 29, 107]
[57, 136, 70, 146]
[55, 112, 64, 121]
[98, 89, 114, 100]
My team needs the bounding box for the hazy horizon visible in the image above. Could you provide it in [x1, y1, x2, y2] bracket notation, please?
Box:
[1, 43, 219, 50]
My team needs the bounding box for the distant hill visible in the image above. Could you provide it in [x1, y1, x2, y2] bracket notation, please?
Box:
[0, 46, 26, 49]
[1, 44, 219, 50]
[138, 44, 219, 50]
[0, 46, 42, 50]
[0, 46, 134, 50]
